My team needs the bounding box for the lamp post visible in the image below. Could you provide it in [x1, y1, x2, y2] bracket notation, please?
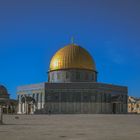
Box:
[0, 105, 3, 124]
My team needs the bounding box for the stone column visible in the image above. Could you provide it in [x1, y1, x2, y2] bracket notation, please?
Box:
[119, 103, 121, 113]
[30, 104, 34, 114]
[33, 94, 36, 111]
[34, 104, 36, 112]
[24, 101, 26, 114]
[22, 103, 25, 114]
[36, 93, 39, 109]
[42, 93, 44, 108]
[17, 95, 22, 114]
[26, 103, 28, 114]
[7, 105, 9, 114]
[0, 107, 3, 124]
[38, 93, 41, 109]
[18, 103, 22, 114]
[40, 93, 42, 109]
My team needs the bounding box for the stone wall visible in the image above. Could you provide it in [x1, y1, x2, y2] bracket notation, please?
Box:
[46, 102, 112, 114]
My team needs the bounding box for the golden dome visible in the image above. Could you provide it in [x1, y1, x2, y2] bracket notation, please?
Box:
[49, 44, 96, 71]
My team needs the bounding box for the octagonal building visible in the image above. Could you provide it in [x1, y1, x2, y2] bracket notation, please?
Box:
[17, 43, 128, 114]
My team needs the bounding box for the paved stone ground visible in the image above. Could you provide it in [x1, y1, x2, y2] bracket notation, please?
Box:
[0, 114, 140, 140]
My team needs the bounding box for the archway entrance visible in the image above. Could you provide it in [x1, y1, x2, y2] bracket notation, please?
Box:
[111, 94, 124, 114]
[112, 103, 117, 114]
[28, 104, 32, 114]
[21, 96, 36, 114]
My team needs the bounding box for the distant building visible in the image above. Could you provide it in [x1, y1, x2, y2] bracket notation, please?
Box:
[0, 85, 17, 114]
[128, 96, 140, 114]
[17, 43, 128, 114]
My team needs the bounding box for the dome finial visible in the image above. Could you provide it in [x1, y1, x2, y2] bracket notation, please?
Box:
[71, 36, 74, 44]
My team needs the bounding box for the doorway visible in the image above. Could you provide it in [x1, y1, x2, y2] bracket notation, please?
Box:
[28, 104, 31, 114]
[112, 103, 117, 114]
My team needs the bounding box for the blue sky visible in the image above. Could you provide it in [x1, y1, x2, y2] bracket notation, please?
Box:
[0, 0, 140, 99]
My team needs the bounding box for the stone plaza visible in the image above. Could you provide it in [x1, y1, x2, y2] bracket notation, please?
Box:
[0, 114, 140, 140]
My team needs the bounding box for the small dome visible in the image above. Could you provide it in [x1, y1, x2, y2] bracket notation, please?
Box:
[0, 85, 8, 96]
[49, 44, 96, 71]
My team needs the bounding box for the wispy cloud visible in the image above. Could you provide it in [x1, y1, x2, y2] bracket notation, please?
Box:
[104, 41, 125, 65]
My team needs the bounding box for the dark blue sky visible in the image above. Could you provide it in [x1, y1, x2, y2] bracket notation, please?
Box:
[0, 0, 140, 99]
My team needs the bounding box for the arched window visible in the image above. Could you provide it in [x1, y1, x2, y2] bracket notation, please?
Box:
[57, 73, 60, 79]
[32, 94, 35, 99]
[76, 72, 80, 80]
[51, 73, 54, 80]
[66, 72, 69, 79]
[62, 72, 65, 79]
[91, 73, 94, 80]
[85, 73, 88, 80]
[40, 93, 42, 102]
[36, 93, 39, 102]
